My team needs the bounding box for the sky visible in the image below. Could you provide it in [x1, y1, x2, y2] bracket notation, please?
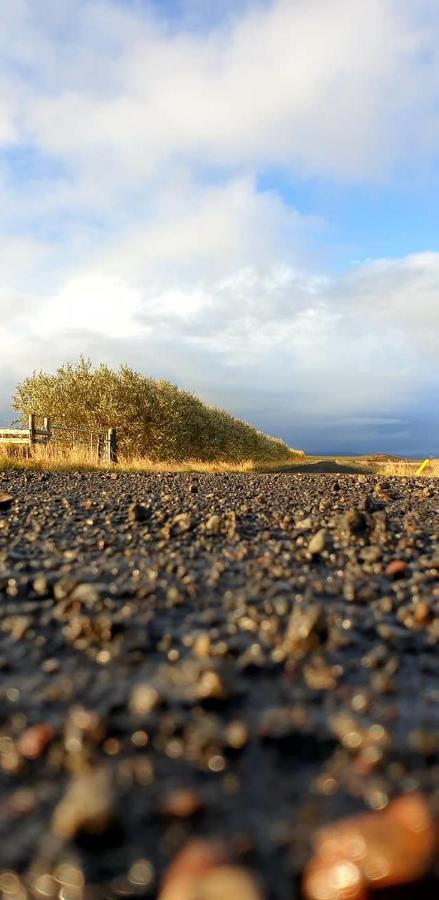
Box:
[0, 0, 438, 455]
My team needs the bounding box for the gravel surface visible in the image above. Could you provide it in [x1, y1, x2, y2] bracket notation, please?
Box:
[0, 470, 438, 898]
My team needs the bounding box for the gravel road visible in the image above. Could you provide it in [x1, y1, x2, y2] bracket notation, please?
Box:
[0, 470, 438, 898]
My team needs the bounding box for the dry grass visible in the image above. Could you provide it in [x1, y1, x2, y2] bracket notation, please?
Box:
[1, 445, 437, 477]
[378, 458, 439, 478]
[0, 444, 298, 474]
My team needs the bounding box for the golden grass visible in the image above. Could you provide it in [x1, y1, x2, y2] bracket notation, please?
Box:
[378, 459, 439, 478]
[0, 444, 297, 474]
[1, 445, 437, 477]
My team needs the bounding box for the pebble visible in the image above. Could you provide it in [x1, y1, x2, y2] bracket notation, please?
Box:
[385, 559, 408, 577]
[52, 768, 113, 840]
[158, 788, 203, 818]
[17, 724, 54, 760]
[159, 843, 262, 900]
[205, 514, 222, 534]
[303, 793, 436, 899]
[128, 503, 152, 523]
[129, 684, 160, 715]
[308, 529, 327, 555]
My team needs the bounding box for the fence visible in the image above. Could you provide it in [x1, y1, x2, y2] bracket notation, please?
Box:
[0, 415, 117, 463]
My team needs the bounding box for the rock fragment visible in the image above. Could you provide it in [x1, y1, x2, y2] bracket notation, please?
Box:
[128, 503, 151, 523]
[129, 683, 160, 715]
[285, 603, 326, 655]
[303, 793, 436, 899]
[385, 559, 408, 577]
[18, 724, 54, 760]
[52, 767, 113, 840]
[159, 841, 262, 900]
[308, 529, 327, 555]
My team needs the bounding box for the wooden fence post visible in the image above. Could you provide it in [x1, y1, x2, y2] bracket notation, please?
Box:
[28, 414, 36, 450]
[108, 428, 117, 464]
[43, 417, 52, 445]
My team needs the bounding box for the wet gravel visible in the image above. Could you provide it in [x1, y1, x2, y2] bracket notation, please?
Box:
[0, 470, 438, 898]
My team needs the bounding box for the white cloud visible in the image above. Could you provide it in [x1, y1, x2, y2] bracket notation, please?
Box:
[0, 0, 438, 205]
[3, 233, 437, 441]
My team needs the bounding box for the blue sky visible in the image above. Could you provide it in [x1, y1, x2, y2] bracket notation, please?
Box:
[0, 0, 438, 455]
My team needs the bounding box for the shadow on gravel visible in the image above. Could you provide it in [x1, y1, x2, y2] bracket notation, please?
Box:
[272, 460, 375, 475]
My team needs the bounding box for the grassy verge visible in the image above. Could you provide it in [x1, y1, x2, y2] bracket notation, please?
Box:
[377, 459, 439, 478]
[1, 446, 437, 477]
[0, 445, 301, 474]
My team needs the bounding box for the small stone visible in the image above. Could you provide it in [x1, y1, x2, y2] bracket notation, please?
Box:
[172, 513, 192, 532]
[285, 603, 325, 655]
[158, 788, 203, 818]
[70, 582, 106, 604]
[195, 867, 263, 900]
[52, 768, 113, 840]
[33, 574, 51, 596]
[225, 721, 248, 750]
[295, 517, 313, 532]
[10, 616, 31, 641]
[385, 560, 408, 577]
[359, 545, 381, 563]
[205, 515, 221, 534]
[159, 840, 228, 900]
[197, 670, 226, 700]
[193, 633, 211, 658]
[303, 658, 337, 691]
[308, 529, 327, 555]
[413, 601, 430, 624]
[341, 508, 368, 534]
[18, 724, 54, 759]
[129, 684, 160, 715]
[303, 793, 435, 899]
[0, 493, 13, 510]
[128, 503, 151, 523]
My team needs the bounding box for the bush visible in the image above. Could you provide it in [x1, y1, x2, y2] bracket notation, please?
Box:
[12, 359, 293, 463]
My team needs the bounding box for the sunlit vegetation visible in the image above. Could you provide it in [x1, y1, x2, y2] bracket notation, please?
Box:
[11, 358, 295, 464]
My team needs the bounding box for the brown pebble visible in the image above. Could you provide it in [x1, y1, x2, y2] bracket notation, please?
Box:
[0, 493, 13, 510]
[225, 721, 248, 750]
[413, 601, 430, 624]
[129, 684, 160, 715]
[18, 724, 54, 760]
[385, 560, 408, 577]
[52, 768, 113, 840]
[159, 840, 228, 899]
[308, 529, 327, 555]
[193, 633, 211, 658]
[159, 788, 203, 818]
[205, 514, 222, 534]
[159, 842, 262, 900]
[303, 793, 436, 899]
[197, 670, 225, 700]
[194, 866, 263, 900]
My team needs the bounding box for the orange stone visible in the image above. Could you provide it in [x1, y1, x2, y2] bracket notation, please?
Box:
[18, 724, 54, 759]
[303, 793, 436, 900]
[385, 560, 408, 577]
[159, 840, 228, 899]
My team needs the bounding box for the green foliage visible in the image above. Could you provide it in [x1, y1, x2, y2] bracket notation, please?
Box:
[12, 358, 292, 462]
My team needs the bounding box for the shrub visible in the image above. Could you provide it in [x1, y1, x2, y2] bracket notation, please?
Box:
[12, 359, 293, 463]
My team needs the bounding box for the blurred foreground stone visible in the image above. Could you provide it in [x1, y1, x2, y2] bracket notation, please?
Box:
[303, 793, 437, 899]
